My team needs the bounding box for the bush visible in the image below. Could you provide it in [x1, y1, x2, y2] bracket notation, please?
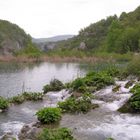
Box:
[43, 79, 64, 93]
[38, 128, 75, 140]
[36, 107, 62, 124]
[0, 97, 9, 110]
[58, 93, 98, 113]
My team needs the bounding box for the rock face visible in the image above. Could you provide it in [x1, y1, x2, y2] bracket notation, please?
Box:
[0, 20, 31, 55]
[79, 42, 86, 50]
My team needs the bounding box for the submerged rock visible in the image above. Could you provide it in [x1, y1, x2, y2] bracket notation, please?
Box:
[0, 132, 16, 140]
[18, 122, 41, 140]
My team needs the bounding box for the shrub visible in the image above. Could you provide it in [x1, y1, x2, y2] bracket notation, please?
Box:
[43, 79, 64, 93]
[36, 107, 62, 124]
[58, 93, 97, 113]
[38, 128, 75, 140]
[0, 97, 9, 110]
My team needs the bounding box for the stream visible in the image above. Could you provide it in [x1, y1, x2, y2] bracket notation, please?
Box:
[0, 62, 140, 140]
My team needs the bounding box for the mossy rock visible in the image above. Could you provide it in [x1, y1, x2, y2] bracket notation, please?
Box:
[43, 79, 64, 93]
[118, 92, 140, 113]
[112, 85, 121, 92]
[125, 80, 135, 89]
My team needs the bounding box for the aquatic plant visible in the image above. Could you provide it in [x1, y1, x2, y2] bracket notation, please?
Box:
[36, 107, 62, 124]
[9, 92, 43, 104]
[22, 92, 43, 101]
[58, 93, 98, 113]
[0, 97, 9, 110]
[125, 80, 135, 88]
[38, 128, 75, 140]
[69, 71, 115, 93]
[9, 94, 25, 104]
[43, 79, 64, 93]
[112, 85, 121, 92]
[118, 83, 140, 113]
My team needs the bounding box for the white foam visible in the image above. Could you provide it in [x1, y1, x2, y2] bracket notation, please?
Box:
[1, 121, 24, 135]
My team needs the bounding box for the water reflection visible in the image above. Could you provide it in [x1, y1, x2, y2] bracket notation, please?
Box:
[0, 62, 88, 97]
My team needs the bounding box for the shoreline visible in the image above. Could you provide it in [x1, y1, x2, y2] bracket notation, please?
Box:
[0, 55, 114, 63]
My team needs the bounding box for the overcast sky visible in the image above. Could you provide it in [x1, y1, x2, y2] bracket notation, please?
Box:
[0, 0, 139, 38]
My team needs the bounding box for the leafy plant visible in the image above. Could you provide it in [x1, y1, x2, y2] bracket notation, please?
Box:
[0, 97, 9, 110]
[38, 128, 75, 140]
[23, 92, 43, 101]
[58, 93, 97, 113]
[9, 95, 25, 104]
[36, 107, 62, 124]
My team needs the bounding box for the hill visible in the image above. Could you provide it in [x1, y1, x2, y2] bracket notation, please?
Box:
[56, 6, 140, 54]
[32, 35, 74, 43]
[0, 20, 35, 55]
[32, 35, 74, 51]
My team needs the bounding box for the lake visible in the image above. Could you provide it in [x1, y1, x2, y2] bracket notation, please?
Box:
[0, 62, 90, 98]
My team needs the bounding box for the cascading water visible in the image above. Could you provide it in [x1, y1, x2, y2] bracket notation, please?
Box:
[1, 78, 140, 140]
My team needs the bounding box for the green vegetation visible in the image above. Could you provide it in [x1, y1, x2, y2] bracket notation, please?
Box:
[106, 138, 114, 140]
[15, 41, 42, 58]
[48, 6, 140, 56]
[38, 128, 75, 140]
[118, 83, 140, 113]
[125, 80, 135, 88]
[0, 97, 9, 110]
[36, 107, 62, 124]
[126, 56, 140, 76]
[9, 92, 43, 104]
[9, 94, 25, 104]
[112, 85, 121, 92]
[43, 79, 64, 93]
[0, 20, 33, 55]
[58, 93, 98, 113]
[69, 71, 115, 93]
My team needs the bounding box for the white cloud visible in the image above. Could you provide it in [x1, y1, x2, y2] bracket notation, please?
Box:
[0, 0, 139, 38]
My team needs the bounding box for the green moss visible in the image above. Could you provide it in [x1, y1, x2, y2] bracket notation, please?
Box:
[112, 85, 121, 92]
[125, 80, 135, 89]
[118, 84, 140, 113]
